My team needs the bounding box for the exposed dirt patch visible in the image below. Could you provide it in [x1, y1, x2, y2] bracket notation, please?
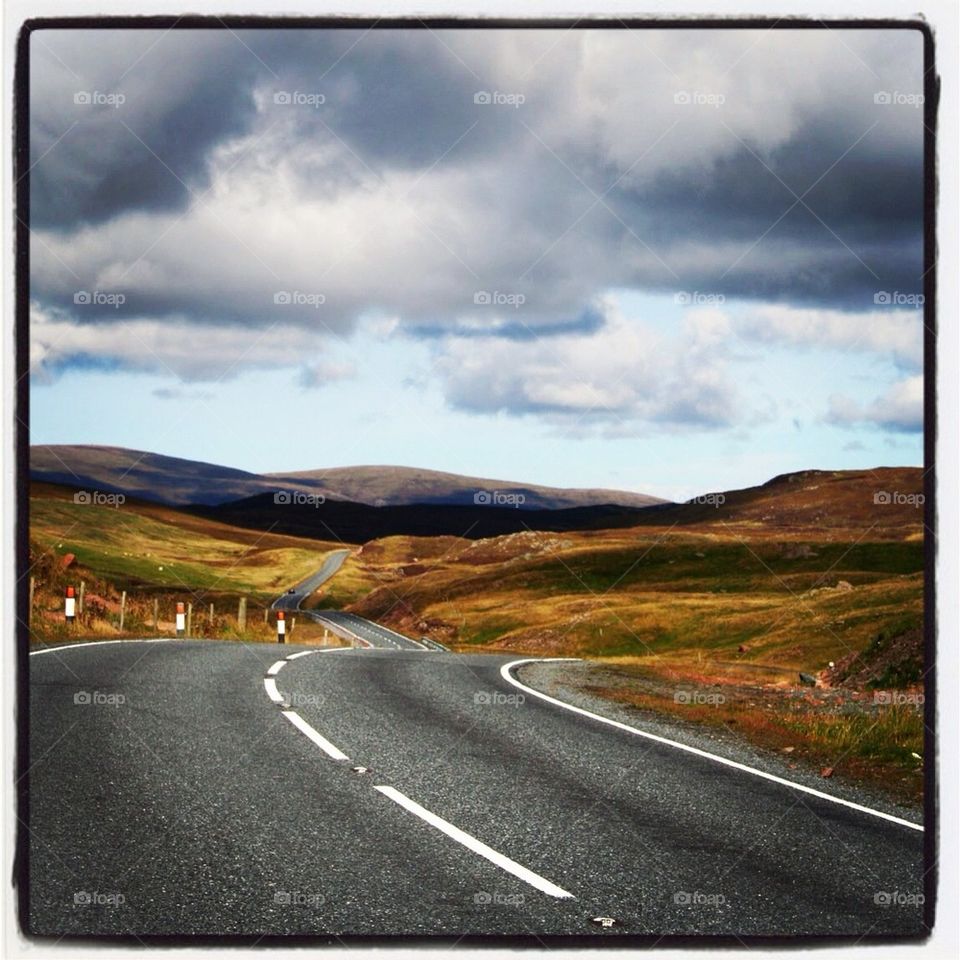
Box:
[824, 626, 924, 689]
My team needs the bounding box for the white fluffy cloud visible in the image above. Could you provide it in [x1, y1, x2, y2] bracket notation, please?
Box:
[30, 302, 338, 382]
[738, 304, 923, 371]
[826, 375, 923, 433]
[434, 301, 740, 429]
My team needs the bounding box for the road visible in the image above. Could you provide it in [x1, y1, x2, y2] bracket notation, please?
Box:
[26, 637, 925, 938]
[304, 609, 436, 650]
[270, 549, 351, 612]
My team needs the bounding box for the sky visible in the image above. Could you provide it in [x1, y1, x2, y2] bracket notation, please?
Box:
[28, 26, 925, 501]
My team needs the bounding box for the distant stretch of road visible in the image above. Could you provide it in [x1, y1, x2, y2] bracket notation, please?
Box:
[271, 549, 351, 611]
[304, 609, 436, 651]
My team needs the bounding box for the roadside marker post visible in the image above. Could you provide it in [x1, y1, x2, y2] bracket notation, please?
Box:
[176, 601, 186, 637]
[64, 586, 76, 624]
[277, 611, 286, 644]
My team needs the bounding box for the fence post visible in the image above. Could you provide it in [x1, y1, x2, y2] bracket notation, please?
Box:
[238, 597, 247, 633]
[28, 577, 35, 626]
[153, 597, 159, 632]
[209, 602, 215, 632]
[263, 607, 268, 624]
[78, 580, 86, 615]
[186, 602, 193, 637]
[119, 591, 126, 632]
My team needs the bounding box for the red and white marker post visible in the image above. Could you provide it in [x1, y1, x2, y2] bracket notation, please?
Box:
[64, 586, 76, 623]
[276, 610, 286, 644]
[176, 601, 186, 637]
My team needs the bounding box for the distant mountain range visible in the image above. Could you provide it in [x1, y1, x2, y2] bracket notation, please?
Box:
[29, 445, 925, 546]
[29, 445, 666, 510]
[185, 466, 925, 543]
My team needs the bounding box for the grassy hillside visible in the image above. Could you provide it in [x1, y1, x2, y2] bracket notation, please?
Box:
[337, 529, 923, 670]
[27, 482, 348, 646]
[30, 482, 344, 598]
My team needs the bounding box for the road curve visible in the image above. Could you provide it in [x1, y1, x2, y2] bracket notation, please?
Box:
[26, 639, 925, 938]
[304, 610, 430, 650]
[271, 549, 351, 612]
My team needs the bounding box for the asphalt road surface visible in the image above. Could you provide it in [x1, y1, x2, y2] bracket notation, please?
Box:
[271, 549, 351, 612]
[304, 609, 435, 650]
[26, 637, 925, 938]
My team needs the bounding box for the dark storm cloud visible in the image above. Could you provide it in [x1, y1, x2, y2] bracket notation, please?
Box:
[601, 116, 924, 309]
[29, 29, 534, 232]
[29, 31, 266, 229]
[27, 26, 925, 428]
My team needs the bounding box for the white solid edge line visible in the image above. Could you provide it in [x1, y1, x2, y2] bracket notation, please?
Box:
[373, 785, 574, 899]
[281, 710, 350, 761]
[267, 660, 286, 675]
[309, 616, 372, 649]
[285, 647, 352, 660]
[501, 658, 924, 833]
[263, 677, 284, 703]
[29, 638, 177, 655]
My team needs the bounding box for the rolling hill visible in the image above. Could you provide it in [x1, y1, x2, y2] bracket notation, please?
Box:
[189, 466, 925, 544]
[29, 445, 665, 510]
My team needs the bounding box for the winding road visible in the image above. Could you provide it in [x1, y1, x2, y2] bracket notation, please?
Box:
[23, 552, 927, 938]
